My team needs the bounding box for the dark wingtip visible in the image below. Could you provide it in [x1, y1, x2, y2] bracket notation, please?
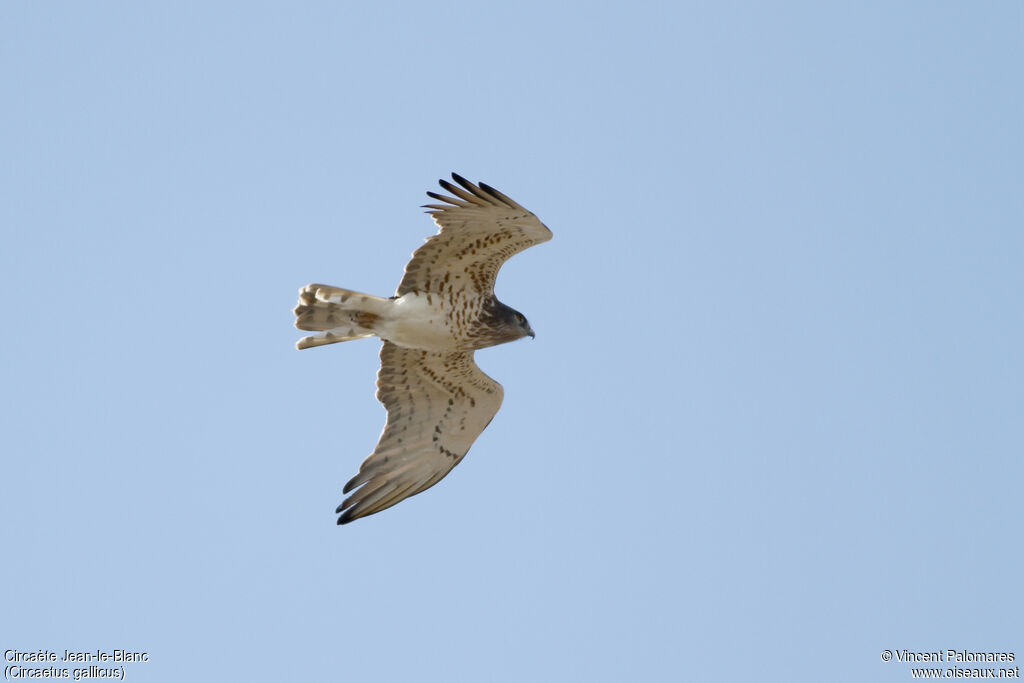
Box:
[450, 172, 471, 189]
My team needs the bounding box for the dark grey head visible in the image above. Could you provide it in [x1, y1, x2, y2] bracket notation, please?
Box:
[476, 298, 535, 348]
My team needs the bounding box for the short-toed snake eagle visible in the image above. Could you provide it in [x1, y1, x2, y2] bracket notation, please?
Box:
[294, 174, 551, 524]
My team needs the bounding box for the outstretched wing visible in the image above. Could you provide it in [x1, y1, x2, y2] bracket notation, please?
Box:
[396, 173, 552, 296]
[337, 341, 504, 524]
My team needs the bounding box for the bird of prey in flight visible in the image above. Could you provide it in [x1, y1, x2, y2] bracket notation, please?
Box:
[294, 173, 552, 524]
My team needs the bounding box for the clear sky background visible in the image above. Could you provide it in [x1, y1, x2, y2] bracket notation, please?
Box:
[2, 3, 1021, 681]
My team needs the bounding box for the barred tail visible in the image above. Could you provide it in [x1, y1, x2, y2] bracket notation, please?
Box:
[293, 284, 389, 350]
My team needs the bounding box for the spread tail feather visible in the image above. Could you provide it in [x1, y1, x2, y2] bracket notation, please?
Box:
[293, 284, 389, 350]
[296, 329, 373, 350]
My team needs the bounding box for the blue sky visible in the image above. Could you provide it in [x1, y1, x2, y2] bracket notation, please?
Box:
[2, 3, 1021, 681]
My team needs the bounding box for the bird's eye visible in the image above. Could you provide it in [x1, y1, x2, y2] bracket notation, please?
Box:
[516, 313, 525, 324]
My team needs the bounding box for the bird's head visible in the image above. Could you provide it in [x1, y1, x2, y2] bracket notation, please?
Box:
[509, 307, 536, 340]
[480, 299, 535, 347]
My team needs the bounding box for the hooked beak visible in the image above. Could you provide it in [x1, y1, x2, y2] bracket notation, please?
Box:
[527, 325, 536, 339]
